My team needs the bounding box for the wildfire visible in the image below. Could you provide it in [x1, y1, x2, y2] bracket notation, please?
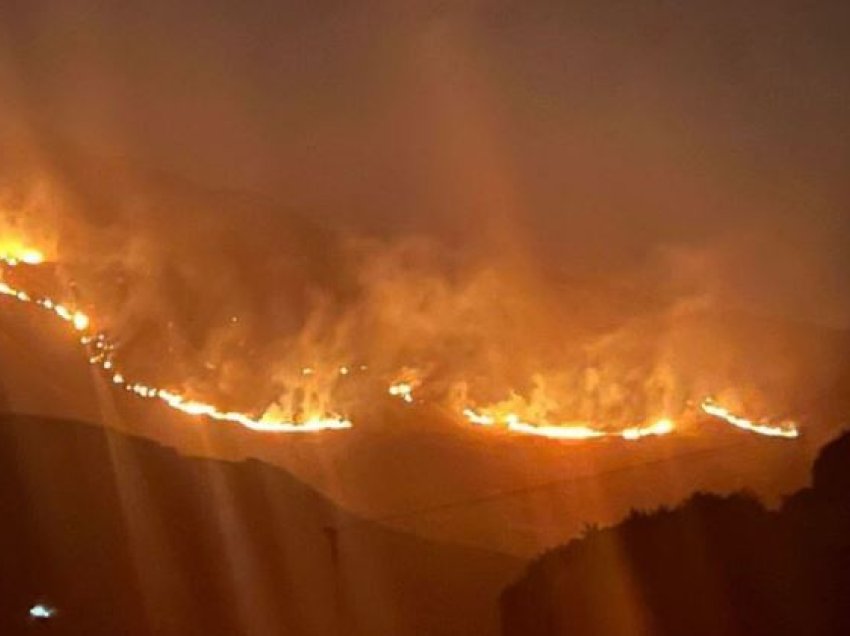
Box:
[389, 382, 415, 403]
[0, 282, 91, 333]
[0, 244, 45, 266]
[463, 399, 799, 442]
[388, 367, 422, 404]
[0, 252, 352, 433]
[504, 415, 608, 440]
[147, 389, 351, 432]
[0, 244, 804, 441]
[620, 418, 675, 440]
[700, 398, 799, 439]
[462, 407, 675, 441]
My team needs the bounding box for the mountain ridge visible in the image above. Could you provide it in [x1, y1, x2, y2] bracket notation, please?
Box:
[0, 409, 519, 636]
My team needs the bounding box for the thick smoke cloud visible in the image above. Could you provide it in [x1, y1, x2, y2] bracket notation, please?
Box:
[0, 1, 848, 425]
[1, 150, 844, 429]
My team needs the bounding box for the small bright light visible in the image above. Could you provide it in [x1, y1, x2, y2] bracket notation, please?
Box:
[72, 311, 90, 332]
[29, 604, 55, 619]
[20, 249, 45, 265]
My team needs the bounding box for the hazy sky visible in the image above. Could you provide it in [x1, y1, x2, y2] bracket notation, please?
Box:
[1, 0, 849, 324]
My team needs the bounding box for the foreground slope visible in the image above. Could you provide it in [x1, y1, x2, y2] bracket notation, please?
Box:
[0, 412, 518, 636]
[502, 431, 850, 636]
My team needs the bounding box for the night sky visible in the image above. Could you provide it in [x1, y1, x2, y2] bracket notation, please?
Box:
[1, 0, 848, 327]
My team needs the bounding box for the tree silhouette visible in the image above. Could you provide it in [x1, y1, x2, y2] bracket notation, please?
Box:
[503, 431, 850, 636]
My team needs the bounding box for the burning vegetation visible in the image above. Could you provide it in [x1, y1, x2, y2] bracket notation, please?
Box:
[4, 161, 839, 444]
[0, 231, 803, 441]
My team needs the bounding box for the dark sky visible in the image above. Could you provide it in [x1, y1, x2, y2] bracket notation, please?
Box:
[1, 0, 849, 325]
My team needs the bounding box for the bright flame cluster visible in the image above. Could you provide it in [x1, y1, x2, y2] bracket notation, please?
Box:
[461, 408, 675, 441]
[0, 247, 801, 440]
[0, 244, 45, 267]
[389, 382, 415, 404]
[388, 368, 422, 404]
[0, 254, 351, 433]
[700, 398, 799, 439]
[0, 282, 90, 333]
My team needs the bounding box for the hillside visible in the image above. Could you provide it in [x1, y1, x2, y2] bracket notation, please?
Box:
[501, 430, 850, 635]
[1, 259, 849, 560]
[1, 149, 849, 560]
[0, 411, 518, 636]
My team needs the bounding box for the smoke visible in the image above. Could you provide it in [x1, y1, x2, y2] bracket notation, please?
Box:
[3, 175, 836, 426]
[1, 132, 847, 431]
[2, 0, 849, 429]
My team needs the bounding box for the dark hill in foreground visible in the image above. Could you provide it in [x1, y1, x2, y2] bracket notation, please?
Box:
[502, 431, 850, 636]
[0, 412, 519, 636]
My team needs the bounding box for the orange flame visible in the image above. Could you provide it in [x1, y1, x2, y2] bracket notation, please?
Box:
[389, 382, 415, 403]
[0, 252, 351, 433]
[700, 398, 799, 439]
[388, 367, 422, 404]
[0, 244, 45, 266]
[0, 246, 804, 442]
[461, 407, 675, 441]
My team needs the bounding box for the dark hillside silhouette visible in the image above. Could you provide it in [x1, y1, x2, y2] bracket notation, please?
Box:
[502, 431, 850, 636]
[0, 413, 518, 636]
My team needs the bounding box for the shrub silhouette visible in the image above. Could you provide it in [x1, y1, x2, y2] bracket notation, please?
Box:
[502, 431, 850, 636]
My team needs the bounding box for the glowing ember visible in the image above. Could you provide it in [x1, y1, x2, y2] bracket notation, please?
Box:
[700, 398, 799, 439]
[389, 382, 415, 403]
[72, 311, 90, 332]
[621, 418, 675, 441]
[388, 368, 422, 404]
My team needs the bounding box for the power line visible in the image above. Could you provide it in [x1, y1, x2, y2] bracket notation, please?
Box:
[365, 436, 765, 525]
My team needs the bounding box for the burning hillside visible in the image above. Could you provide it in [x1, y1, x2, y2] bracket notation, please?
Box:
[6, 149, 848, 445]
[0, 232, 804, 441]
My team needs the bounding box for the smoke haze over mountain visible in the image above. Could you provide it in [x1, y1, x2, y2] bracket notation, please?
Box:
[1, 0, 848, 425]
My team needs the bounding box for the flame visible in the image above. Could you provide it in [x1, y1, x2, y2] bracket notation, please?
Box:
[152, 390, 351, 432]
[388, 367, 422, 404]
[462, 408, 495, 426]
[620, 418, 675, 440]
[700, 398, 799, 439]
[0, 252, 351, 433]
[72, 311, 90, 332]
[464, 396, 799, 442]
[389, 382, 415, 403]
[461, 407, 674, 441]
[0, 244, 45, 266]
[504, 414, 608, 440]
[0, 281, 91, 333]
[0, 243, 804, 442]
